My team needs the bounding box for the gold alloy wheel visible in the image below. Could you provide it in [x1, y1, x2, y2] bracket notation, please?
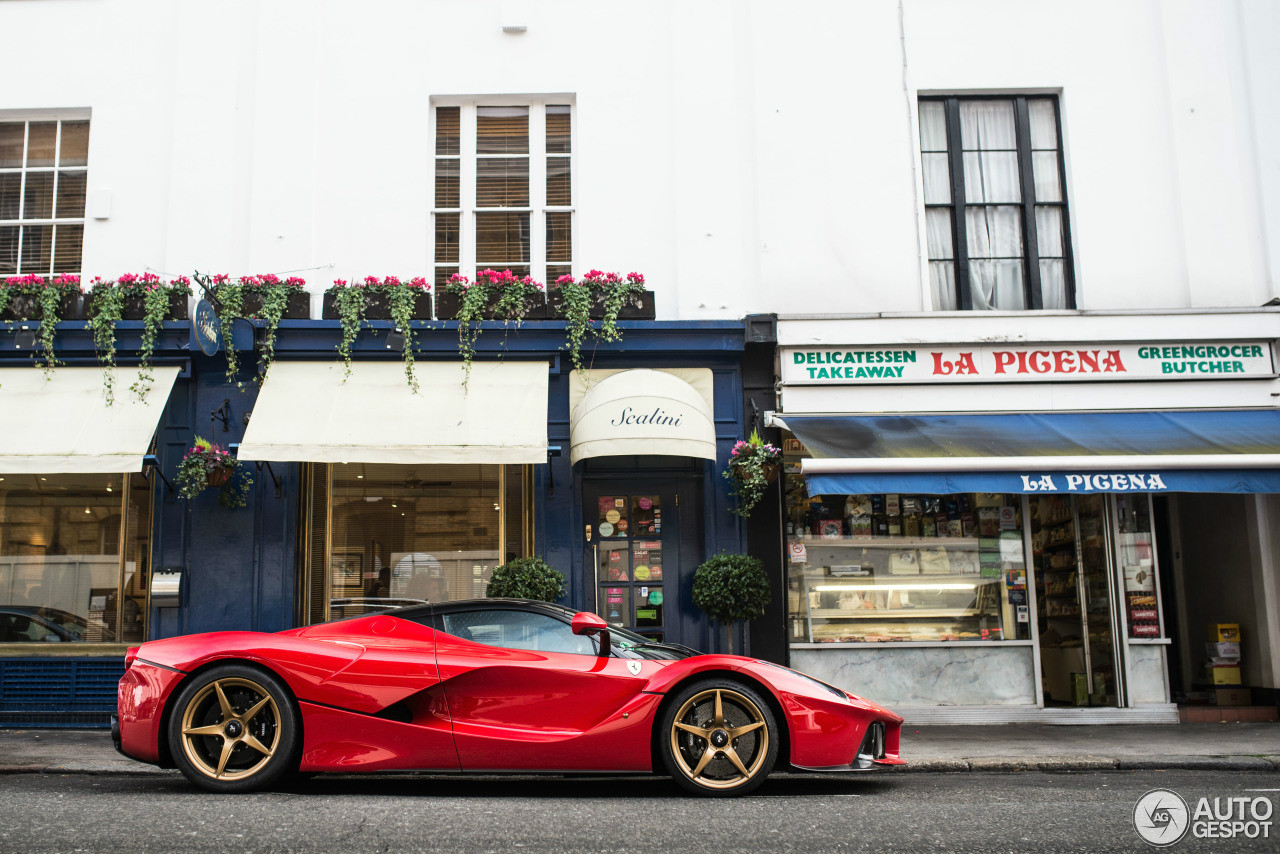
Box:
[179, 676, 281, 781]
[668, 688, 770, 790]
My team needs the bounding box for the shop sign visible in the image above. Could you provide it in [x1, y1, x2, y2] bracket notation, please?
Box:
[1019, 473, 1168, 492]
[191, 299, 222, 356]
[780, 341, 1274, 385]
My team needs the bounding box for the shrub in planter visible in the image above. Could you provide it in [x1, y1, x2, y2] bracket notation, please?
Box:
[87, 273, 193, 404]
[550, 270, 648, 371]
[443, 270, 544, 387]
[0, 274, 83, 378]
[485, 556, 566, 603]
[208, 274, 308, 387]
[723, 430, 783, 517]
[174, 436, 253, 508]
[324, 276, 431, 392]
[691, 553, 771, 654]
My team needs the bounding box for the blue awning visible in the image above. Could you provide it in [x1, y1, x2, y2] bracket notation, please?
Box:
[780, 410, 1280, 495]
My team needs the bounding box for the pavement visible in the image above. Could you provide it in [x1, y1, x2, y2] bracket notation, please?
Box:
[0, 722, 1276, 777]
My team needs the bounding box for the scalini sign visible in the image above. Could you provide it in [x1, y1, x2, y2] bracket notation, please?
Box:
[781, 341, 1274, 384]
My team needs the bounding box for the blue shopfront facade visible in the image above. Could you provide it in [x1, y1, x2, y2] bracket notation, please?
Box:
[0, 310, 762, 726]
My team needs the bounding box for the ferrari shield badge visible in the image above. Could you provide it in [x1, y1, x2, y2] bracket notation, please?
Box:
[627, 661, 642, 676]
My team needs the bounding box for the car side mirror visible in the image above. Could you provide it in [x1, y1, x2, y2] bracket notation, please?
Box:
[571, 611, 611, 657]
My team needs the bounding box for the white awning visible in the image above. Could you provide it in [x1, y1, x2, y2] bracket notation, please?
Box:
[238, 361, 548, 464]
[569, 368, 716, 464]
[0, 367, 180, 473]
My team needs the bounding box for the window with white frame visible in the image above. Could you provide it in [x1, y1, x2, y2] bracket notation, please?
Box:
[432, 99, 573, 285]
[0, 117, 89, 276]
[919, 96, 1072, 311]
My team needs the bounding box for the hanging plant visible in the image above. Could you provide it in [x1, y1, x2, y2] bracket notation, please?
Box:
[445, 269, 543, 387]
[175, 436, 253, 509]
[86, 276, 125, 404]
[209, 274, 306, 387]
[325, 275, 431, 390]
[86, 273, 192, 404]
[330, 278, 366, 379]
[723, 429, 783, 517]
[1, 274, 82, 378]
[554, 270, 647, 371]
[385, 276, 428, 394]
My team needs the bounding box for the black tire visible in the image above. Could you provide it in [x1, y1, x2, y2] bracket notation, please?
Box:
[659, 679, 779, 796]
[167, 663, 300, 793]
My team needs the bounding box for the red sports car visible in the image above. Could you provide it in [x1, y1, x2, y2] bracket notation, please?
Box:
[115, 598, 903, 795]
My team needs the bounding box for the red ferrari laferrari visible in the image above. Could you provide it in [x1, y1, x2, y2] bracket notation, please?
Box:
[115, 598, 903, 795]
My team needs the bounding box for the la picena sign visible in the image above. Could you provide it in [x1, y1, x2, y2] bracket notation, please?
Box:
[781, 341, 1274, 384]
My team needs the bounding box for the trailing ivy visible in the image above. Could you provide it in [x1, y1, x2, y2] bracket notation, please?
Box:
[86, 277, 125, 404]
[1, 274, 82, 378]
[209, 274, 304, 388]
[554, 270, 646, 371]
[446, 269, 542, 388]
[331, 279, 366, 380]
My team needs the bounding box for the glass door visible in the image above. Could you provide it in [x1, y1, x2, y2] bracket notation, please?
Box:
[1076, 495, 1122, 706]
[584, 486, 675, 641]
[1031, 494, 1124, 707]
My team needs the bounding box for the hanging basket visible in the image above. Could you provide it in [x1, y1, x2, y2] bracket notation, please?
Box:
[206, 466, 234, 488]
[761, 462, 781, 484]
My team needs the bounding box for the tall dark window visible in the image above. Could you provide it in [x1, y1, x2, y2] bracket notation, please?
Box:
[920, 96, 1072, 310]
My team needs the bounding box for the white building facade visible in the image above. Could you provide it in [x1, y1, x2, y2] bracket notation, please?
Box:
[1, 0, 1277, 723]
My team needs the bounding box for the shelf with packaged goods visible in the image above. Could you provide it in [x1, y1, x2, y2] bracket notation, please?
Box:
[810, 607, 981, 620]
[790, 536, 980, 549]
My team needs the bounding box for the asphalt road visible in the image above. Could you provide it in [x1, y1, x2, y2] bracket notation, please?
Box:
[0, 770, 1276, 853]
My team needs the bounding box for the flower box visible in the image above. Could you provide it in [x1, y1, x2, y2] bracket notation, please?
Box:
[1, 292, 83, 322]
[240, 291, 310, 319]
[85, 290, 188, 321]
[321, 290, 433, 320]
[545, 288, 655, 320]
[434, 290, 545, 321]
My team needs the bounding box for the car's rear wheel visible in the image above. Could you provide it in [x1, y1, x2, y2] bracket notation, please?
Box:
[168, 663, 299, 793]
[660, 679, 778, 796]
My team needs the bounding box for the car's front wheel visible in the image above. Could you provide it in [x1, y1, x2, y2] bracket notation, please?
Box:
[660, 679, 778, 796]
[167, 663, 299, 793]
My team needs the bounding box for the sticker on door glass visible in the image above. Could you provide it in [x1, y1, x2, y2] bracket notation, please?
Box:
[602, 586, 630, 625]
[599, 522, 614, 537]
[605, 549, 629, 582]
[631, 496, 660, 534]
[599, 497, 626, 530]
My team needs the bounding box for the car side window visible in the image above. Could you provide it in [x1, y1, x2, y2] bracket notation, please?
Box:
[441, 610, 595, 656]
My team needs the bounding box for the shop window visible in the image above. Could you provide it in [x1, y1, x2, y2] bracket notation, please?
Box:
[432, 99, 573, 285]
[785, 477, 1031, 644]
[919, 95, 1072, 310]
[0, 473, 152, 644]
[300, 463, 532, 624]
[0, 116, 90, 276]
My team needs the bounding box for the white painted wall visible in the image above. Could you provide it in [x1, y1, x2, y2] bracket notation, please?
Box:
[2, 0, 1276, 316]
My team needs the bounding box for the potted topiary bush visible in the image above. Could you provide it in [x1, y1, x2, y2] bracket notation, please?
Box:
[691, 553, 771, 655]
[485, 556, 566, 603]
